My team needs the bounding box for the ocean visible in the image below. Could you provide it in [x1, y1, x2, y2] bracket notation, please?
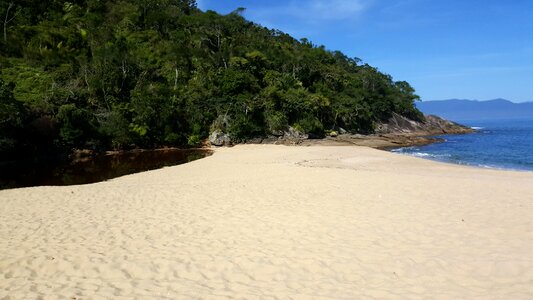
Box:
[392, 118, 533, 171]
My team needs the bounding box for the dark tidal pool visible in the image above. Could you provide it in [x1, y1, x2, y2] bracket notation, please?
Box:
[0, 148, 212, 190]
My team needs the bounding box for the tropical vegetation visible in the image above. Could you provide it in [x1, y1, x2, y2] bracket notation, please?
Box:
[0, 0, 423, 160]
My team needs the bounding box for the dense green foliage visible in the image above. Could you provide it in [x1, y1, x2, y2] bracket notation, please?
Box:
[0, 0, 423, 159]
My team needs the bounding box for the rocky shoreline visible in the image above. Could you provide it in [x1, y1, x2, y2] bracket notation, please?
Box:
[67, 114, 473, 161]
[211, 114, 475, 150]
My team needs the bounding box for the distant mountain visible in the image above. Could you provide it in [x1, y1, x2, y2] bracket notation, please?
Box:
[416, 99, 533, 121]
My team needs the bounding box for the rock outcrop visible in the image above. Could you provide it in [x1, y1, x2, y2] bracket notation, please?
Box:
[375, 113, 474, 135]
[422, 115, 475, 135]
[298, 114, 474, 149]
[209, 114, 474, 149]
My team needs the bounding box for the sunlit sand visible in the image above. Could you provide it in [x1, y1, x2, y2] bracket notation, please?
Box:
[1, 145, 533, 299]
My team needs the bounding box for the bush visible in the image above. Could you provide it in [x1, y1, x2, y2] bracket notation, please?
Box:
[227, 113, 263, 141]
[187, 134, 201, 146]
[210, 115, 230, 132]
[294, 116, 324, 135]
[264, 110, 288, 133]
[98, 110, 133, 149]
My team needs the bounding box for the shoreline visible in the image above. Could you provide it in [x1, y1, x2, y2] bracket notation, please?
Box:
[1, 130, 478, 191]
[2, 145, 533, 298]
[1, 127, 472, 190]
[391, 149, 533, 173]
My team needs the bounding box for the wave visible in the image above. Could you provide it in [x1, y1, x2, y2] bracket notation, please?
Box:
[409, 152, 433, 158]
[393, 149, 452, 160]
[410, 152, 452, 159]
[391, 147, 417, 153]
[471, 126, 484, 130]
[395, 150, 533, 172]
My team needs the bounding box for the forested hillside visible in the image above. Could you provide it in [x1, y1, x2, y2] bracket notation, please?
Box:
[0, 0, 423, 160]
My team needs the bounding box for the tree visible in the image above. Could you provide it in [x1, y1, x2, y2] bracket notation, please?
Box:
[57, 104, 99, 148]
[2, 2, 19, 42]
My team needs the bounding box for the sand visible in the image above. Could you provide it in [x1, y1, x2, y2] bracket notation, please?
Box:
[1, 145, 533, 299]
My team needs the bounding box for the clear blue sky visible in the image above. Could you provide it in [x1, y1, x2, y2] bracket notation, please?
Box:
[197, 0, 533, 102]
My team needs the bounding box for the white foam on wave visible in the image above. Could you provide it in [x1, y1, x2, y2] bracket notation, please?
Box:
[471, 126, 484, 130]
[393, 150, 453, 160]
[391, 147, 417, 153]
[410, 152, 432, 158]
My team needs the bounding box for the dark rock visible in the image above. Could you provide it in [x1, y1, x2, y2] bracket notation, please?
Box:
[245, 137, 264, 144]
[307, 133, 324, 139]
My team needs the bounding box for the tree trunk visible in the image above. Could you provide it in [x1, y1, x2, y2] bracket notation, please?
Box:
[174, 67, 178, 90]
[3, 2, 14, 42]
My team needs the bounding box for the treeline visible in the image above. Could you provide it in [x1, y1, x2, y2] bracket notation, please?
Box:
[0, 0, 423, 160]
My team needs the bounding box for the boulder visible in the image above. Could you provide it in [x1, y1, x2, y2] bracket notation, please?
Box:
[209, 130, 231, 146]
[270, 130, 285, 137]
[284, 126, 308, 140]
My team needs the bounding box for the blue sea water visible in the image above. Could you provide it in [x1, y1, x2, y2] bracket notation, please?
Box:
[392, 118, 533, 171]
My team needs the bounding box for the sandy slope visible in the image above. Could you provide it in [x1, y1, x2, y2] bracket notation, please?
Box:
[1, 145, 533, 299]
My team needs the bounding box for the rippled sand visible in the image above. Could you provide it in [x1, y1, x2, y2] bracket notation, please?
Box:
[1, 145, 533, 299]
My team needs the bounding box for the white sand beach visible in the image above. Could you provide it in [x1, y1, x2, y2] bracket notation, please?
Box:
[1, 144, 533, 299]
